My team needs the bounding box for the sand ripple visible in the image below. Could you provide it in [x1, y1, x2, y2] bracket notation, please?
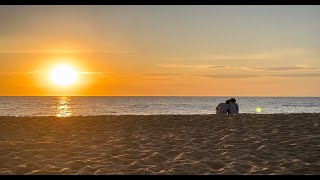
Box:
[0, 114, 320, 174]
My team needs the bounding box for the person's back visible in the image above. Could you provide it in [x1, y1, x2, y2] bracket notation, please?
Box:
[228, 98, 239, 114]
[216, 100, 230, 114]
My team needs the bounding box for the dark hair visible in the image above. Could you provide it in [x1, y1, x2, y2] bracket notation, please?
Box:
[226, 100, 230, 104]
[230, 98, 236, 102]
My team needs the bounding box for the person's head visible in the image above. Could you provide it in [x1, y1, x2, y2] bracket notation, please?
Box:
[226, 100, 230, 104]
[230, 98, 236, 103]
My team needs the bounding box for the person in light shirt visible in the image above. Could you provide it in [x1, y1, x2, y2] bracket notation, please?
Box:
[216, 100, 230, 114]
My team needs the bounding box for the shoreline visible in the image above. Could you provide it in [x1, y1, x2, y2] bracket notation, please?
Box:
[1, 113, 320, 118]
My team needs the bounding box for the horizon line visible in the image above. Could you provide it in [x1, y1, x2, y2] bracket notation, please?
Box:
[0, 95, 319, 98]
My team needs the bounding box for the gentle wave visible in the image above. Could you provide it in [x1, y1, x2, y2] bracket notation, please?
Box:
[0, 96, 320, 117]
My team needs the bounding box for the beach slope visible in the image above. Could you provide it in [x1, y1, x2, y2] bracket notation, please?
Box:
[0, 114, 319, 175]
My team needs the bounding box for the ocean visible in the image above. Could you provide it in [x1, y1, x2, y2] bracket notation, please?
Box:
[0, 96, 320, 117]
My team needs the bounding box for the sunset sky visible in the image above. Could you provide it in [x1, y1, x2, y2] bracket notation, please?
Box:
[0, 5, 320, 96]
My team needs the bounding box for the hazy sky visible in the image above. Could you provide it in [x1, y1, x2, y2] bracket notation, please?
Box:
[0, 5, 320, 96]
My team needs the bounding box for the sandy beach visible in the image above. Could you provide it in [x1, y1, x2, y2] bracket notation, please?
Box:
[0, 114, 319, 175]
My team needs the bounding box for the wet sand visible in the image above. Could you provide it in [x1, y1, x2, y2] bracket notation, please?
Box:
[0, 114, 320, 175]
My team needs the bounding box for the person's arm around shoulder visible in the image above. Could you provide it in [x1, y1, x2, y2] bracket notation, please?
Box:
[216, 103, 221, 111]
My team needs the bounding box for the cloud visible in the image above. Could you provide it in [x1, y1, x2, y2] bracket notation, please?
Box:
[193, 74, 264, 79]
[254, 65, 318, 71]
[155, 63, 320, 79]
[0, 70, 116, 78]
[157, 64, 235, 69]
[80, 71, 115, 78]
[143, 73, 181, 76]
[140, 77, 171, 81]
[158, 63, 319, 72]
[0, 49, 135, 55]
[0, 69, 39, 75]
[269, 73, 320, 78]
[80, 72, 106, 75]
[159, 48, 315, 62]
[194, 72, 320, 79]
[201, 48, 310, 60]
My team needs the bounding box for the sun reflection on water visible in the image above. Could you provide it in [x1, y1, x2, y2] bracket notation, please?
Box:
[56, 97, 72, 117]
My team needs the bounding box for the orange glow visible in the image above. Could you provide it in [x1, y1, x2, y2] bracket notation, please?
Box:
[0, 6, 319, 96]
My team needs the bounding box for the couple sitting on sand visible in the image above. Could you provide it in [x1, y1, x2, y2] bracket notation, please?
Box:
[216, 98, 239, 114]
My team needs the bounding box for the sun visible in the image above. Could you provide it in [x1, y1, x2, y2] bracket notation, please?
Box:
[50, 65, 79, 86]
